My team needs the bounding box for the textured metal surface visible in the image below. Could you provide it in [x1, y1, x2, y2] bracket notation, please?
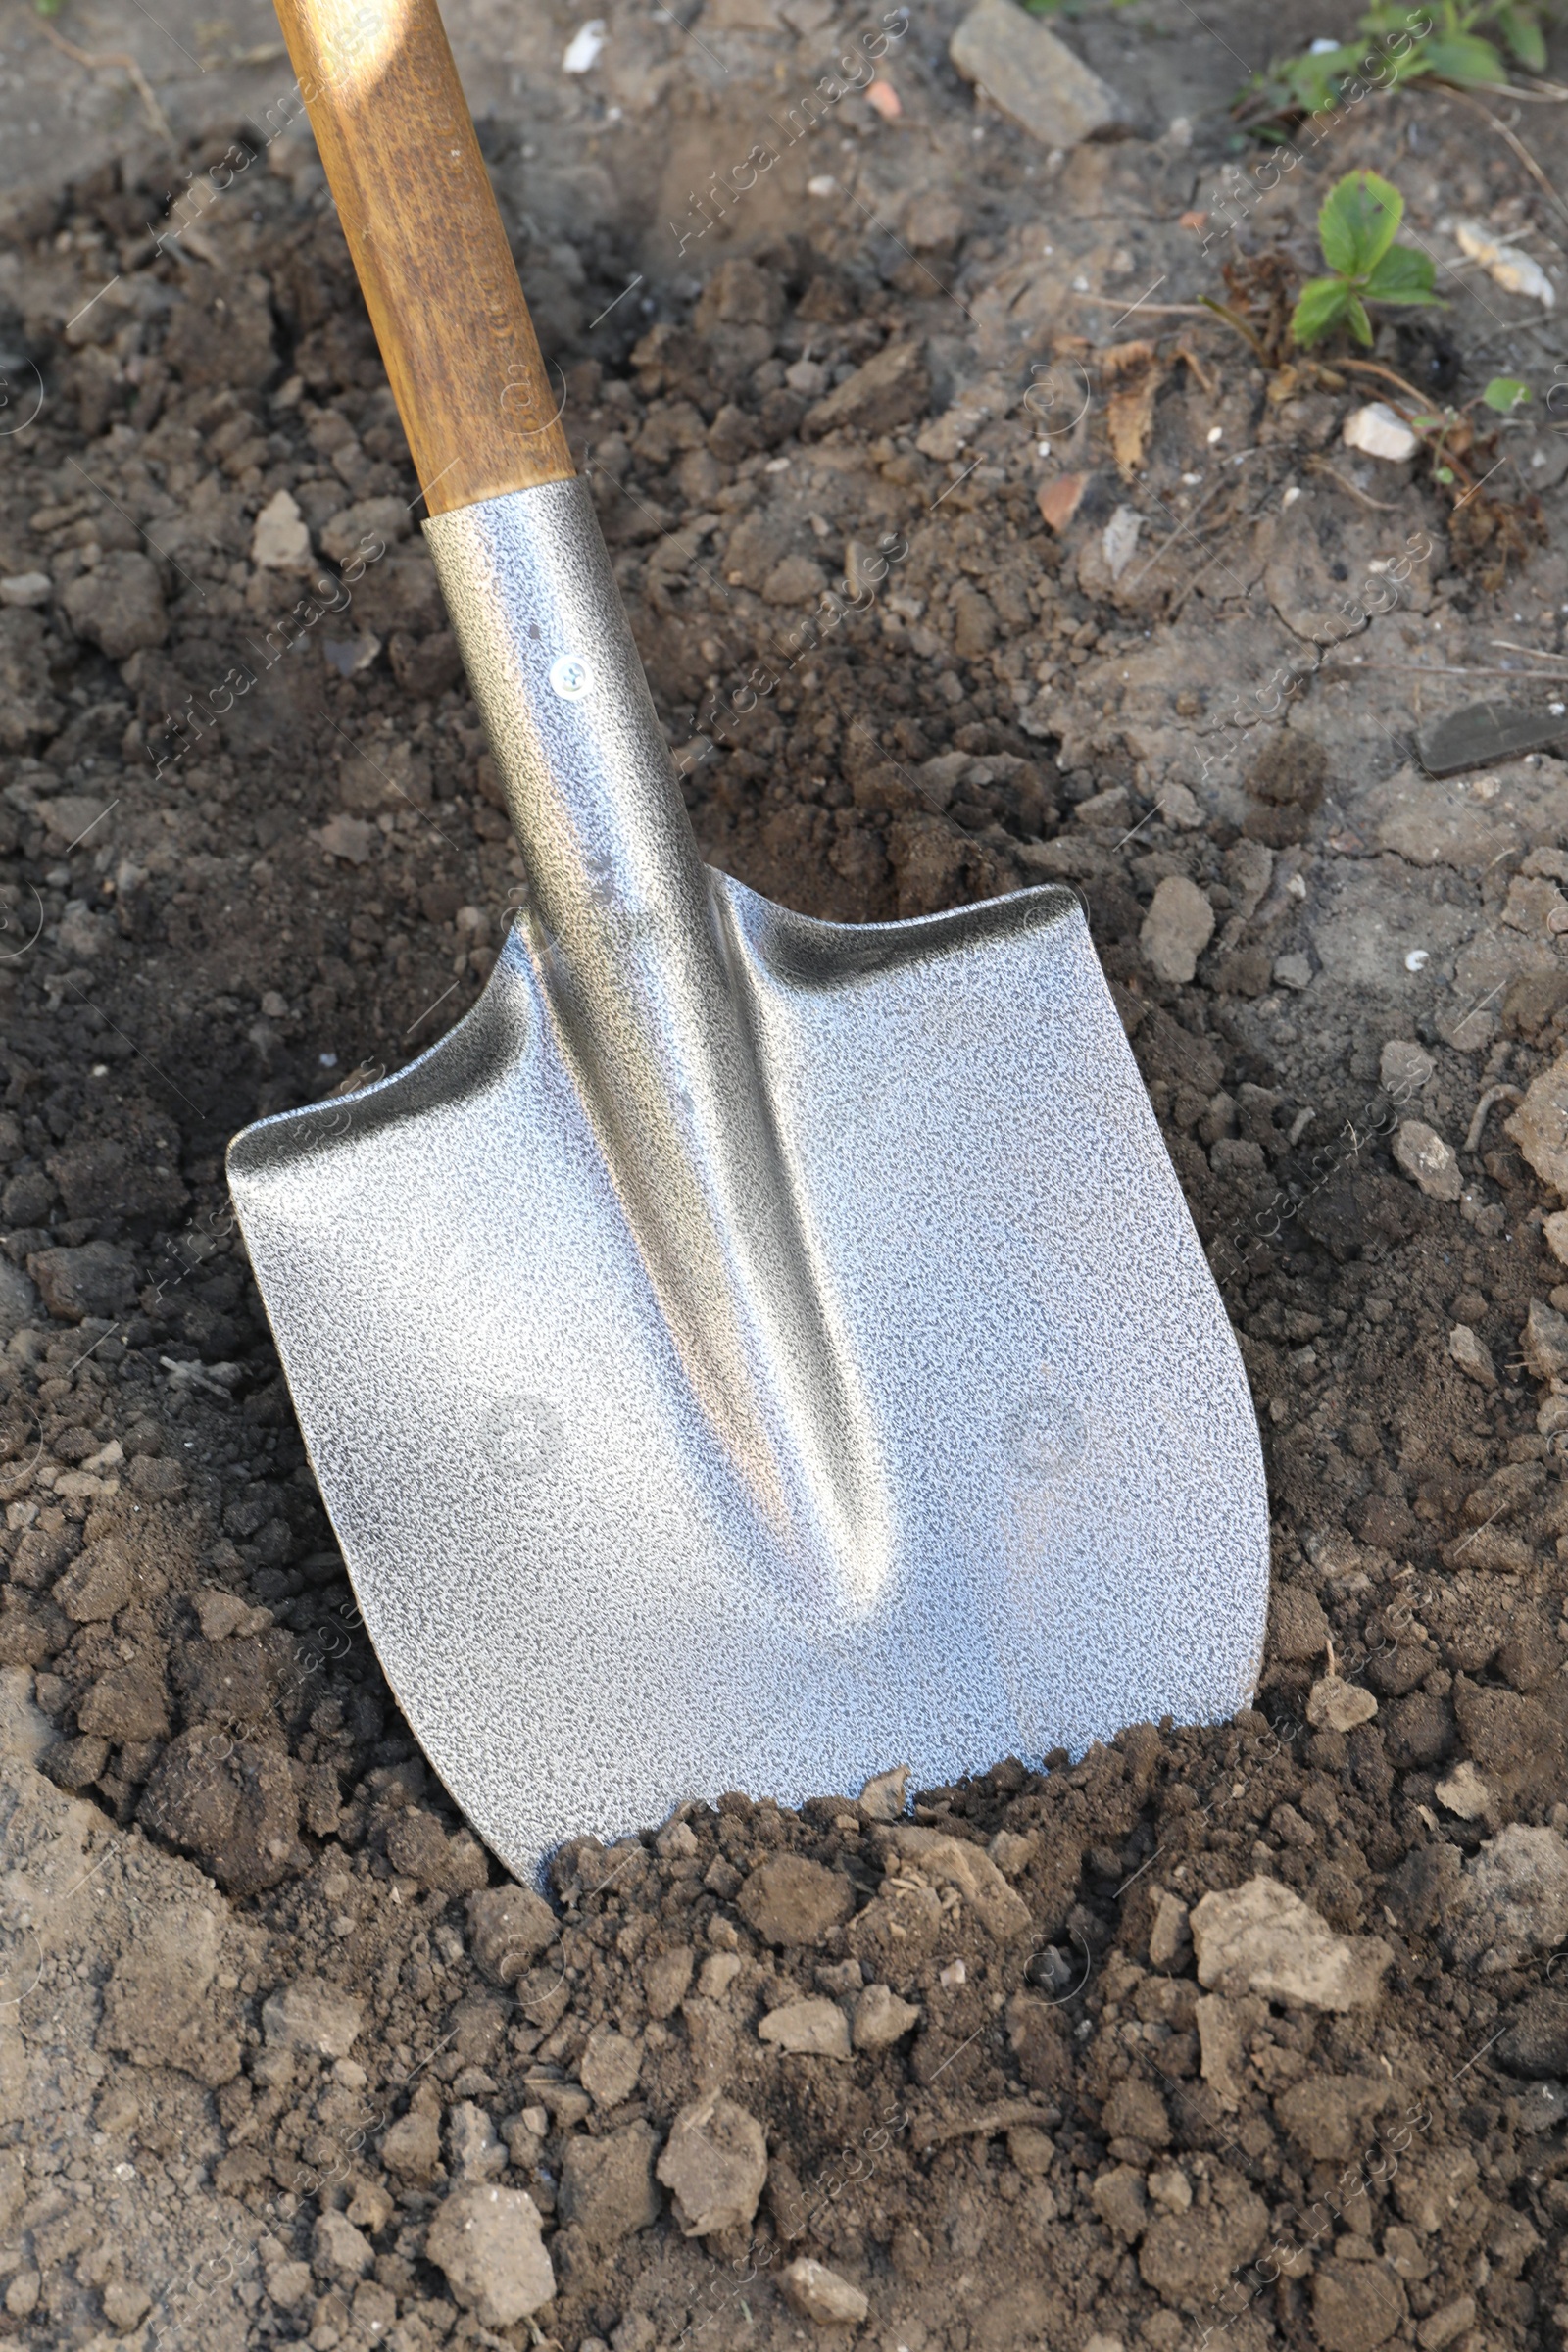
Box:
[228, 476, 1268, 1886]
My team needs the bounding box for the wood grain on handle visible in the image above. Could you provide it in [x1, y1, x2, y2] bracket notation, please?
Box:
[272, 0, 573, 514]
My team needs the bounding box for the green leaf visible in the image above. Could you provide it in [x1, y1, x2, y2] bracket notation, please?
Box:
[1346, 293, 1374, 347]
[1496, 5, 1547, 73]
[1363, 243, 1438, 304]
[1422, 32, 1505, 83]
[1319, 170, 1404, 277]
[1435, 464, 1456, 483]
[1291, 275, 1354, 347]
[1482, 374, 1532, 411]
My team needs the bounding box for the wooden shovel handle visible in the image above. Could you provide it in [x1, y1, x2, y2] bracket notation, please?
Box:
[272, 0, 573, 514]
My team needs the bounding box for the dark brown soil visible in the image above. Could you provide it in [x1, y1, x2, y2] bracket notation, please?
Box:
[5, 38, 1568, 2352]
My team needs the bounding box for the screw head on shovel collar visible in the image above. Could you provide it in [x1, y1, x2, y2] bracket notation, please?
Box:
[228, 475, 1268, 1888]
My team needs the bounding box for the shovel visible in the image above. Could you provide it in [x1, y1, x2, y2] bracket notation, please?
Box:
[230, 0, 1268, 1885]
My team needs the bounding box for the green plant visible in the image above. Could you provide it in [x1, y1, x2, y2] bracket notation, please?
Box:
[1290, 170, 1439, 346]
[1237, 0, 1556, 132]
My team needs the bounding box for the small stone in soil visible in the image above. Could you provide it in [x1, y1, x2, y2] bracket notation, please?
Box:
[736, 1854, 854, 1945]
[579, 2023, 642, 2107]
[261, 1978, 364, 2059]
[949, 0, 1127, 148]
[1447, 1324, 1496, 1387]
[1381, 1039, 1434, 1094]
[1522, 1295, 1568, 1381]
[557, 2121, 662, 2246]
[780, 2256, 870, 2326]
[656, 2093, 768, 2236]
[466, 1882, 557, 1984]
[858, 1760, 910, 1820]
[1393, 1118, 1461, 1201]
[759, 1995, 852, 2057]
[1306, 1673, 1379, 1733]
[1191, 1878, 1392, 2011]
[643, 1944, 695, 2018]
[447, 2100, 507, 2178]
[1343, 402, 1419, 463]
[1141, 875, 1214, 985]
[1434, 1759, 1491, 1820]
[424, 2181, 555, 2328]
[1449, 1821, 1568, 1972]
[1505, 1050, 1568, 1192]
[381, 2105, 440, 2181]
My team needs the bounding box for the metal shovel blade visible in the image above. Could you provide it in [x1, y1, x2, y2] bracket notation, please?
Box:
[228, 479, 1267, 1885]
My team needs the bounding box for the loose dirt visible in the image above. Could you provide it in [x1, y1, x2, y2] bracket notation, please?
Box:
[5, 4, 1568, 2348]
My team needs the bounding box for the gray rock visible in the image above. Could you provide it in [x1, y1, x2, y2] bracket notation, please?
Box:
[759, 1996, 852, 2058]
[858, 1762, 910, 1821]
[579, 2025, 642, 2108]
[466, 1883, 557, 1984]
[781, 2257, 869, 2325]
[381, 2105, 441, 2181]
[1418, 698, 1567, 777]
[1522, 1296, 1568, 1383]
[643, 1944, 695, 2018]
[1449, 1823, 1568, 1973]
[558, 2121, 662, 2245]
[656, 2093, 768, 2236]
[950, 0, 1127, 147]
[736, 1855, 854, 1946]
[1496, 1988, 1568, 2077]
[424, 2181, 555, 2328]
[761, 555, 826, 607]
[263, 1978, 363, 2058]
[1506, 1054, 1568, 1193]
[319, 496, 409, 567]
[25, 1241, 138, 1324]
[62, 553, 168, 661]
[53, 1534, 150, 1624]
[1380, 1039, 1434, 1096]
[1393, 1119, 1461, 1201]
[801, 341, 929, 442]
[1141, 876, 1214, 985]
[1191, 1878, 1392, 2010]
[1448, 1324, 1496, 1387]
[312, 2209, 373, 2285]
[888, 1825, 1032, 1941]
[852, 1983, 920, 2051]
[446, 2099, 506, 2179]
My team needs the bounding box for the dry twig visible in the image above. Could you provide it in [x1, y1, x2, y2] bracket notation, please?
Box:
[38, 21, 172, 143]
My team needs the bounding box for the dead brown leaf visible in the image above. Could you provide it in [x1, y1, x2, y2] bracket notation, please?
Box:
[1101, 340, 1164, 480]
